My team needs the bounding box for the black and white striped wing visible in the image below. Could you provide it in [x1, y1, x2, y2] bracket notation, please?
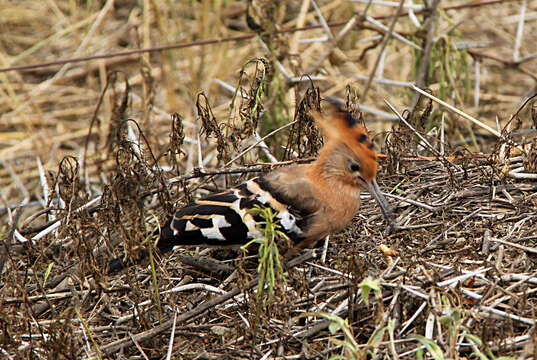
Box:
[156, 176, 312, 252]
[156, 190, 258, 252]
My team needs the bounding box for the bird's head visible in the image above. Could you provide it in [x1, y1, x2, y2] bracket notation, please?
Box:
[312, 105, 394, 224]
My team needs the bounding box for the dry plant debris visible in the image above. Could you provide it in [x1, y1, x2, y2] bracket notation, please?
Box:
[1, 0, 537, 359]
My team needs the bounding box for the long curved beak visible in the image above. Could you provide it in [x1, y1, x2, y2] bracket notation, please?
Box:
[364, 179, 395, 227]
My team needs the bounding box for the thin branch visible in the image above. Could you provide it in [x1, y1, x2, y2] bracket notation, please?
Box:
[410, 84, 503, 138]
[408, 0, 441, 117]
[362, 0, 406, 100]
[513, 0, 527, 62]
[0, 0, 518, 74]
[420, 208, 481, 254]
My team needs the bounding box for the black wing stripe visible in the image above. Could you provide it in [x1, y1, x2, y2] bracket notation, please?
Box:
[176, 204, 226, 217]
[252, 177, 289, 210]
[196, 192, 239, 204]
[218, 224, 250, 245]
[189, 218, 213, 228]
[246, 179, 287, 212]
[236, 182, 254, 197]
[157, 224, 204, 251]
[239, 196, 261, 211]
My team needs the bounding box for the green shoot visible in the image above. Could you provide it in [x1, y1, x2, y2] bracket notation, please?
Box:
[359, 277, 381, 306]
[415, 297, 516, 360]
[316, 312, 360, 360]
[241, 204, 288, 309]
[43, 262, 54, 287]
[416, 335, 445, 360]
[313, 311, 393, 360]
[75, 308, 102, 360]
[147, 213, 162, 323]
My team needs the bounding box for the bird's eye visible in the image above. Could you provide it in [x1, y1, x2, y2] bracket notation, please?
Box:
[350, 162, 360, 172]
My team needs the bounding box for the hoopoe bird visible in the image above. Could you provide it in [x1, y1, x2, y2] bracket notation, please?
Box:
[154, 106, 394, 255]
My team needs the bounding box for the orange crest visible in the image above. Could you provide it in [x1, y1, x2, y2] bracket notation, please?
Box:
[312, 105, 379, 181]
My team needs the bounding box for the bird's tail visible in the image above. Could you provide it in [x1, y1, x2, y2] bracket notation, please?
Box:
[154, 218, 177, 253]
[107, 219, 175, 274]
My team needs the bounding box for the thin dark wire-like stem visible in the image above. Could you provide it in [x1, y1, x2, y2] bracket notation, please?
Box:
[0, 0, 518, 74]
[361, 0, 406, 101]
[408, 0, 441, 118]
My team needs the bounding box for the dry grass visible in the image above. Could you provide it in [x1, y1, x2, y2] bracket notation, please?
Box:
[1, 0, 537, 359]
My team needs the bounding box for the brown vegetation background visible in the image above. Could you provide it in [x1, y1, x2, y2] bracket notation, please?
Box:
[1, 0, 537, 359]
